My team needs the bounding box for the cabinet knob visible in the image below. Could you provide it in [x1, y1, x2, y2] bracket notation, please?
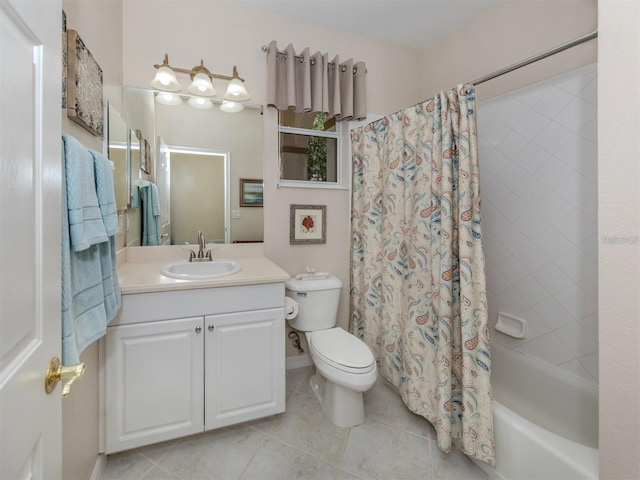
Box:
[195, 326, 202, 333]
[208, 324, 214, 331]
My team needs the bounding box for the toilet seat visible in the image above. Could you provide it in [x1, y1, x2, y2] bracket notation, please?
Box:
[308, 328, 375, 374]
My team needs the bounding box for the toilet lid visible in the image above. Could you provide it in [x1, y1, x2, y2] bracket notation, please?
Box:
[309, 328, 375, 371]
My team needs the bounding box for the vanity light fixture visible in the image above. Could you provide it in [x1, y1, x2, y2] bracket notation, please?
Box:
[154, 92, 183, 106]
[187, 96, 214, 110]
[151, 53, 251, 103]
[220, 100, 244, 113]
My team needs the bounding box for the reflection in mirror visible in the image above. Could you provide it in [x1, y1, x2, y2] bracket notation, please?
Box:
[124, 86, 264, 246]
[169, 147, 229, 245]
[107, 104, 129, 209]
[128, 129, 141, 205]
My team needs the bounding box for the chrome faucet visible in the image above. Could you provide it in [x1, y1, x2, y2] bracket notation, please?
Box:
[198, 231, 205, 257]
[192, 231, 212, 262]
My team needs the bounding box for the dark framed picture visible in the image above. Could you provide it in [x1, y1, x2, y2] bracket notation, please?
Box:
[290, 204, 326, 244]
[135, 130, 149, 175]
[142, 139, 151, 174]
[66, 29, 103, 136]
[240, 178, 264, 207]
[62, 10, 67, 108]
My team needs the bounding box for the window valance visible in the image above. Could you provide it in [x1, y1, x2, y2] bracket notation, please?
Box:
[265, 41, 367, 121]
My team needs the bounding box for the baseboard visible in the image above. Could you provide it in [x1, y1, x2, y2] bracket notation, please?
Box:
[286, 354, 312, 370]
[90, 453, 106, 480]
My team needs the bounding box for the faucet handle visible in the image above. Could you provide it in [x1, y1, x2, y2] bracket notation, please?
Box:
[181, 247, 197, 262]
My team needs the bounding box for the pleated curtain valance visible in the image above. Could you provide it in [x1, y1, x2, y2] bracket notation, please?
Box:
[265, 40, 367, 121]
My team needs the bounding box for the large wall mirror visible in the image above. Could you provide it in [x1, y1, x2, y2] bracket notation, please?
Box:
[124, 87, 264, 247]
[107, 104, 129, 210]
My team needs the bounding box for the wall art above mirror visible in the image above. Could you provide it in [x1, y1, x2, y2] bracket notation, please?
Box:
[124, 87, 264, 247]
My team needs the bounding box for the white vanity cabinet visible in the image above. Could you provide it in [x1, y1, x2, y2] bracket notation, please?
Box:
[105, 316, 204, 453]
[104, 283, 285, 454]
[204, 308, 284, 430]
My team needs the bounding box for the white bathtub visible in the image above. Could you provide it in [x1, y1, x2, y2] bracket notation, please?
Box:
[474, 342, 599, 480]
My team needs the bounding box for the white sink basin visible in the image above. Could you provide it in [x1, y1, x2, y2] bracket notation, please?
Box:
[160, 260, 242, 279]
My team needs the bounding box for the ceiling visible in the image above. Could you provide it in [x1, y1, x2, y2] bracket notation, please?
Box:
[237, 0, 499, 48]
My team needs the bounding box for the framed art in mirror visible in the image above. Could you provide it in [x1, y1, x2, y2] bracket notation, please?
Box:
[62, 10, 67, 108]
[240, 178, 263, 207]
[66, 29, 103, 136]
[290, 204, 326, 244]
[142, 139, 151, 174]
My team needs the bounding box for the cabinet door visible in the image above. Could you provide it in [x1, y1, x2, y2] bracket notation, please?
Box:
[105, 317, 204, 453]
[205, 308, 285, 430]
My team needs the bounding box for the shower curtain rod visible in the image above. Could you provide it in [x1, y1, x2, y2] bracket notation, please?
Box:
[471, 30, 598, 86]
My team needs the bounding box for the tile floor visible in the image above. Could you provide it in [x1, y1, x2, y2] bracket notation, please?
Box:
[102, 366, 489, 480]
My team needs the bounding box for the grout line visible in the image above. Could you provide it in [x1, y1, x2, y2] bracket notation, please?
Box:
[254, 421, 347, 470]
[365, 415, 436, 444]
[337, 425, 351, 468]
[238, 433, 268, 480]
[141, 462, 179, 480]
[135, 460, 156, 480]
[136, 437, 181, 467]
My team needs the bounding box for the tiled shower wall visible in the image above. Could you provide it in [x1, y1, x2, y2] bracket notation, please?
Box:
[477, 64, 598, 383]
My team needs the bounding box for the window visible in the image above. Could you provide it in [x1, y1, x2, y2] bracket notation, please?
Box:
[278, 110, 341, 187]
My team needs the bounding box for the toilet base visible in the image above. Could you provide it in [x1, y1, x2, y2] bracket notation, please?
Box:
[309, 371, 366, 428]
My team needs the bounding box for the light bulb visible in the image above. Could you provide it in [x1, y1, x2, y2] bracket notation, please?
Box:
[220, 100, 244, 113]
[187, 96, 213, 109]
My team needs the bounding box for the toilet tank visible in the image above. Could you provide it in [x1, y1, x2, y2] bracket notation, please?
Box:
[285, 275, 342, 332]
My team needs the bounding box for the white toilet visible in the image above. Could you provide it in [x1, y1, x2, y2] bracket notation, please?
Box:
[285, 274, 377, 428]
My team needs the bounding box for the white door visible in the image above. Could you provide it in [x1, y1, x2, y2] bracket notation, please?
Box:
[156, 137, 171, 245]
[0, 0, 62, 478]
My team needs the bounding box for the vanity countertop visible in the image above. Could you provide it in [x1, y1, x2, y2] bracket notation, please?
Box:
[117, 244, 290, 294]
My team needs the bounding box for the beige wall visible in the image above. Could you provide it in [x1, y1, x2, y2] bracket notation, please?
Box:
[61, 1, 123, 479]
[421, 0, 597, 101]
[598, 1, 640, 478]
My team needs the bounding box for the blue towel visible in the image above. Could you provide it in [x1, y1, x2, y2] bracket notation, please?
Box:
[61, 135, 121, 364]
[99, 236, 121, 322]
[62, 134, 108, 252]
[133, 183, 162, 246]
[90, 149, 119, 236]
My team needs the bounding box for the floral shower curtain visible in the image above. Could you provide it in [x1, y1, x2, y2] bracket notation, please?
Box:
[350, 85, 495, 465]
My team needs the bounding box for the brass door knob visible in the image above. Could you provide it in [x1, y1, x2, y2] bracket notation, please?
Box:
[44, 356, 85, 397]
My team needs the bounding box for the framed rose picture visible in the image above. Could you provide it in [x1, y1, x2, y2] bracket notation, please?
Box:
[290, 204, 326, 244]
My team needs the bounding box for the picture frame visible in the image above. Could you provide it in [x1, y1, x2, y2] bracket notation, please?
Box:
[135, 130, 148, 174]
[290, 204, 326, 244]
[239, 178, 264, 207]
[142, 139, 151, 174]
[62, 10, 67, 109]
[66, 29, 104, 137]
